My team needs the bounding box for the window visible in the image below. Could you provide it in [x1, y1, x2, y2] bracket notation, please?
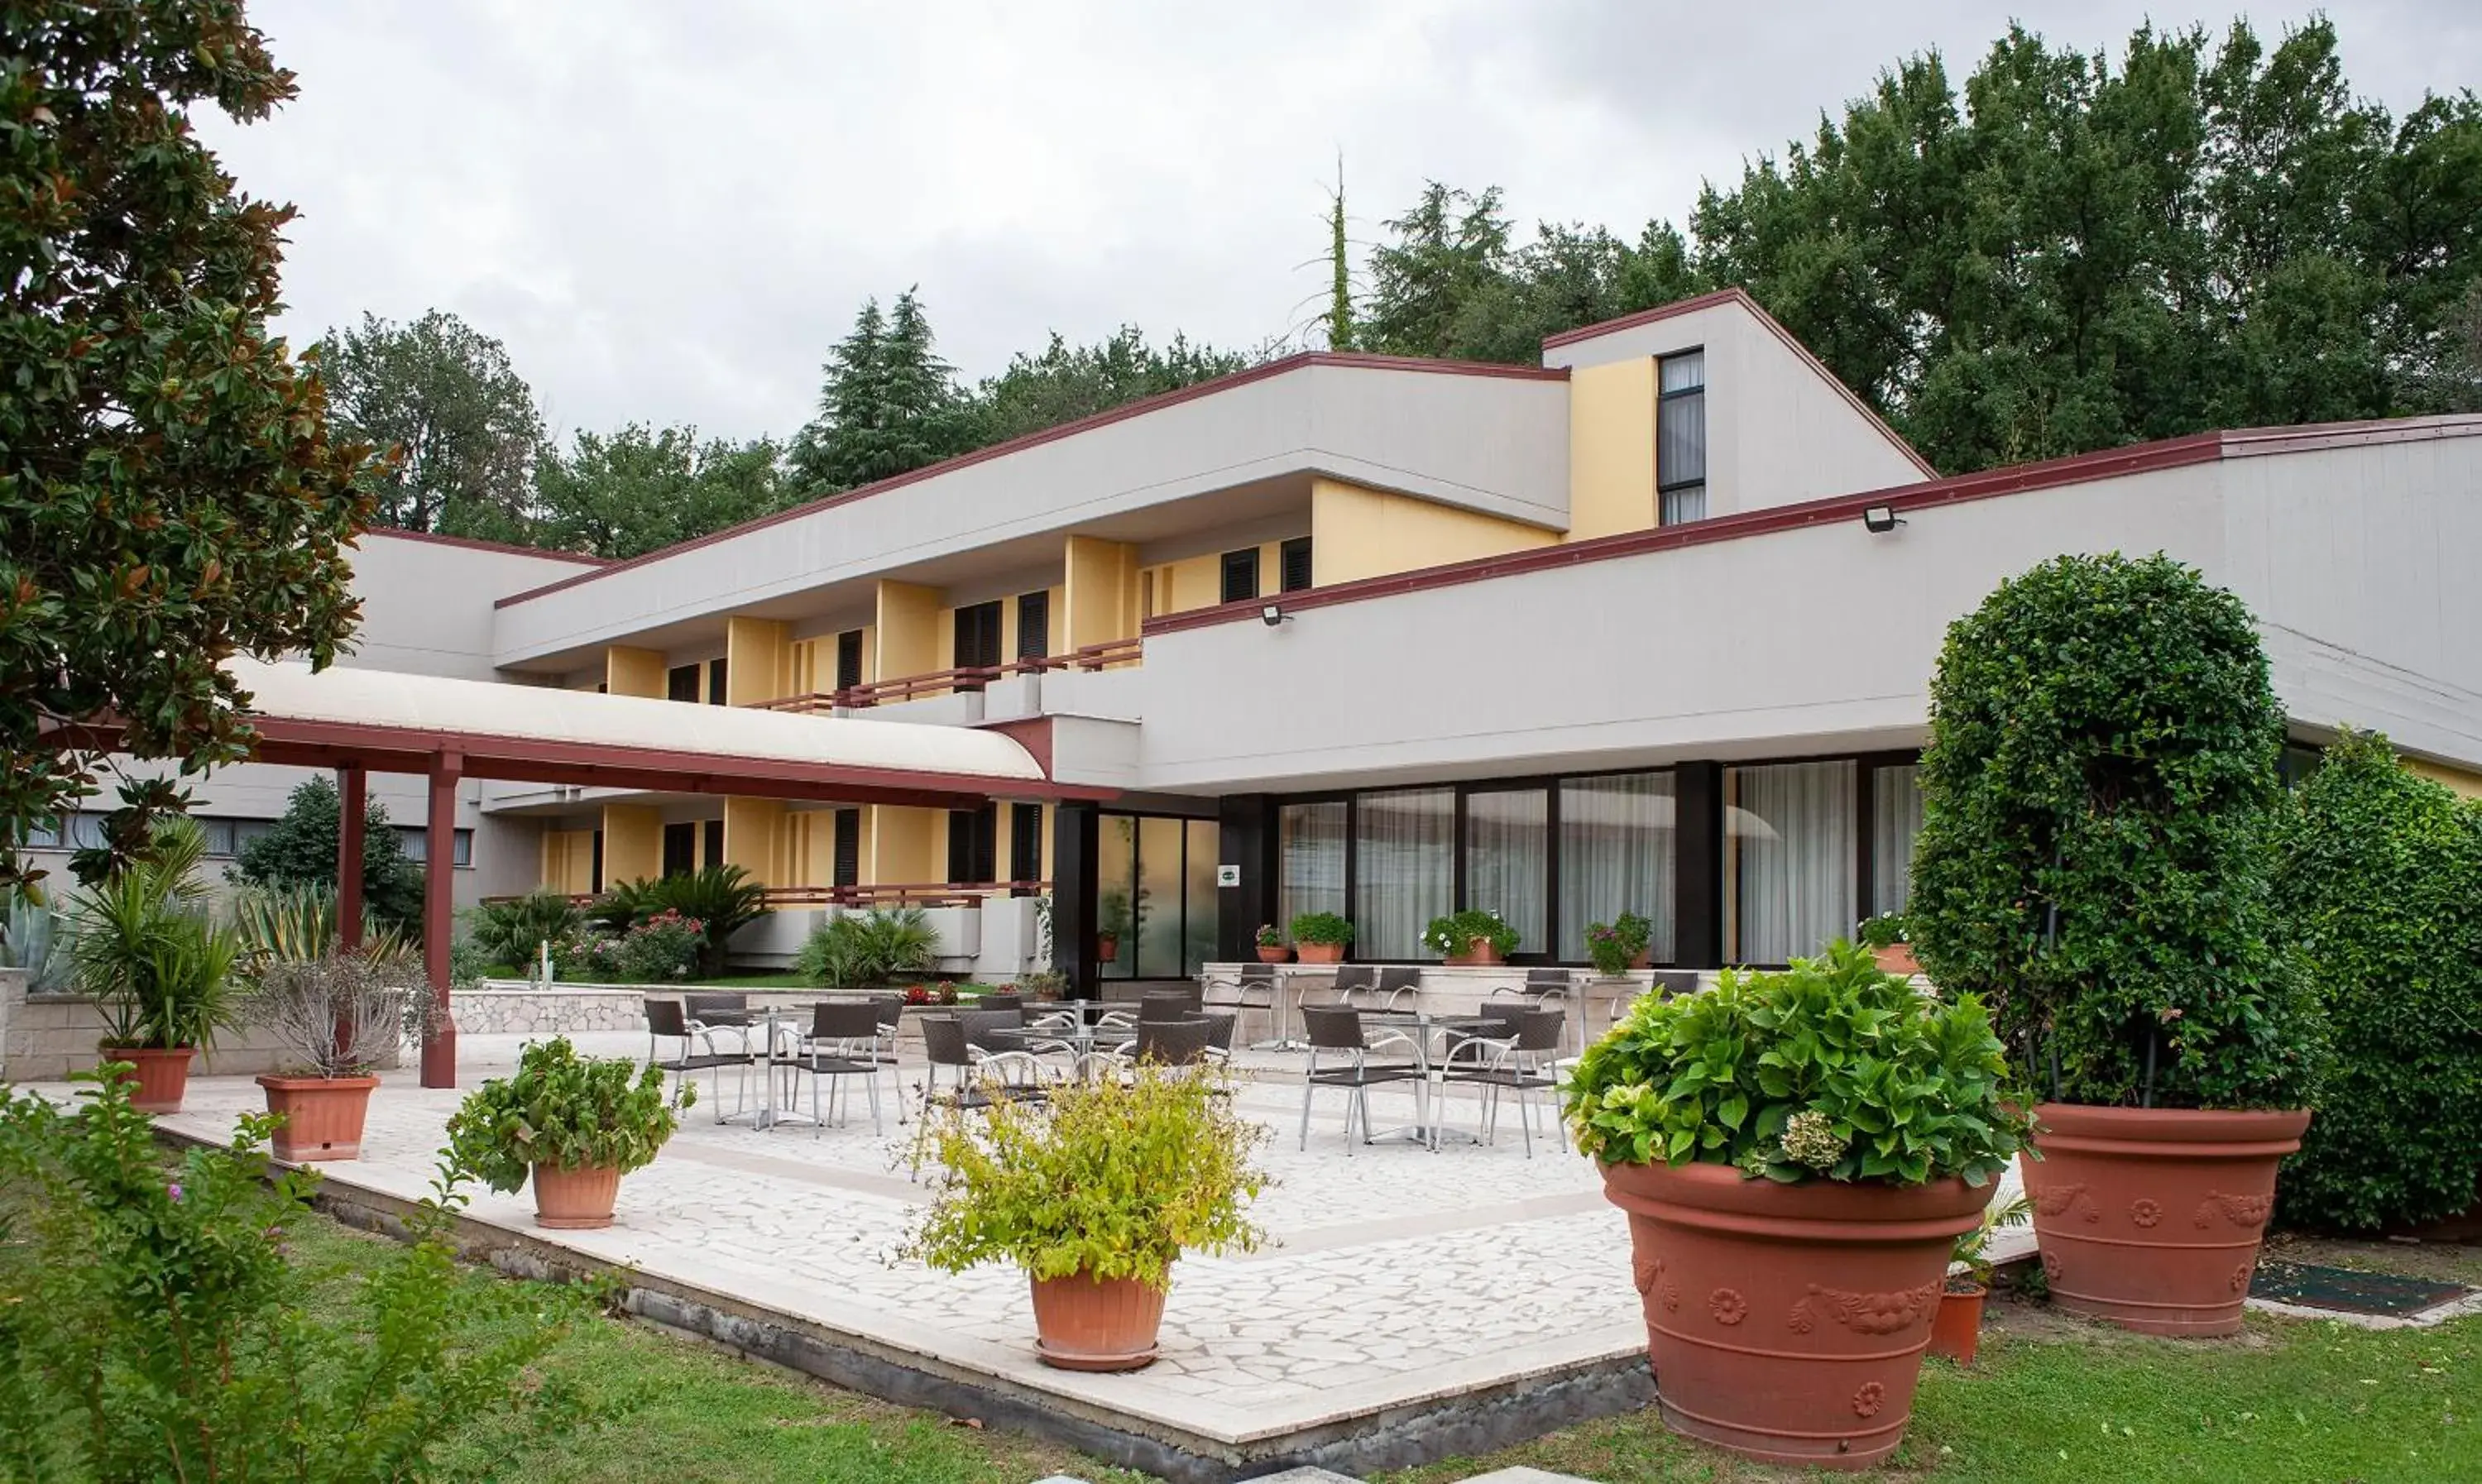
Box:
[1278, 801, 1348, 931]
[2278, 743, 2323, 789]
[1465, 788, 1548, 955]
[1009, 802, 1044, 885]
[835, 630, 865, 692]
[946, 803, 997, 885]
[831, 809, 861, 888]
[705, 657, 728, 706]
[1016, 591, 1051, 662]
[662, 821, 697, 878]
[1559, 773, 1676, 963]
[1725, 760, 1855, 964]
[1279, 536, 1314, 594]
[1658, 349, 1707, 525]
[952, 601, 1003, 679]
[1354, 787, 1454, 960]
[666, 663, 701, 703]
[1869, 764, 1924, 917]
[702, 818, 725, 871]
[1219, 548, 1260, 605]
[395, 826, 474, 868]
[1095, 811, 1220, 980]
[590, 830, 605, 893]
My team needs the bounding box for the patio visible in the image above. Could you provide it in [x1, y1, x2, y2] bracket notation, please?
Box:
[69, 1030, 2025, 1479]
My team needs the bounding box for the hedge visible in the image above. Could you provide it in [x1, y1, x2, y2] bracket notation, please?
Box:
[2272, 730, 2482, 1231]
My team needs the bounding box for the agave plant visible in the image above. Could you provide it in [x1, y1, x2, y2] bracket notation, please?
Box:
[232, 884, 415, 968]
[1, 893, 71, 993]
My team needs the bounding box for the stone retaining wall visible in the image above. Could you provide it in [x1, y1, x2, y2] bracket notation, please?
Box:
[453, 984, 645, 1036]
[1, 966, 395, 1083]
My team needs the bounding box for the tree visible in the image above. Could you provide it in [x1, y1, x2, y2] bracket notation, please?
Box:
[319, 309, 544, 540]
[2, 1, 374, 899]
[1363, 183, 1515, 359]
[534, 424, 789, 558]
[788, 289, 974, 493]
[968, 327, 1253, 447]
[230, 777, 424, 930]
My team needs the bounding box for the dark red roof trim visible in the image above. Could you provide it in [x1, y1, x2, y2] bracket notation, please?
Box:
[1544, 285, 1938, 479]
[358, 526, 611, 564]
[491, 352, 1572, 610]
[1142, 415, 2482, 639]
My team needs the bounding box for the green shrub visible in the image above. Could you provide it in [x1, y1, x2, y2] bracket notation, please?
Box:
[1856, 911, 1909, 950]
[796, 907, 939, 987]
[1562, 941, 2030, 1185]
[467, 889, 587, 968]
[588, 868, 767, 975]
[1584, 912, 1652, 974]
[2272, 730, 2482, 1230]
[228, 774, 425, 930]
[445, 1037, 692, 1194]
[1421, 907, 1520, 959]
[903, 1064, 1267, 1287]
[1288, 911, 1354, 948]
[68, 818, 242, 1050]
[1908, 553, 2326, 1110]
[0, 1070, 592, 1479]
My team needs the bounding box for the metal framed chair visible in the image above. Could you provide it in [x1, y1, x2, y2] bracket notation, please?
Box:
[1491, 968, 1581, 1056]
[1372, 965, 1424, 1011]
[780, 1000, 892, 1136]
[683, 992, 759, 1056]
[644, 997, 751, 1121]
[1202, 962, 1281, 1044]
[1298, 1004, 1426, 1156]
[918, 1015, 1047, 1110]
[1441, 1006, 1565, 1156]
[1133, 1017, 1216, 1066]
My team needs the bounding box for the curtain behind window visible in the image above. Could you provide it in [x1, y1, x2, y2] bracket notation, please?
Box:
[1871, 764, 1924, 916]
[1729, 760, 1854, 963]
[1279, 802, 1347, 930]
[1559, 773, 1676, 962]
[1355, 787, 1453, 959]
[1465, 789, 1547, 955]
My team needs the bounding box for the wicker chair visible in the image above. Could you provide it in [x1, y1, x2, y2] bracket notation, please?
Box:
[644, 997, 751, 1121]
[1441, 1005, 1566, 1156]
[918, 1014, 1047, 1110]
[779, 1000, 893, 1136]
[1297, 1004, 1426, 1155]
[1201, 961, 1281, 1043]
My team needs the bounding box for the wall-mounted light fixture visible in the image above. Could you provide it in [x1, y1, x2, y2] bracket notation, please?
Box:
[1862, 505, 1906, 534]
[1259, 603, 1291, 628]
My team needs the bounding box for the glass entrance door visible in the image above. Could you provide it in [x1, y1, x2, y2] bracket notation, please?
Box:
[1096, 811, 1219, 980]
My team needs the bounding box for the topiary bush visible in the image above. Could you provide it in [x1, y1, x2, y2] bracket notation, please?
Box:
[1907, 553, 2326, 1110]
[2271, 730, 2482, 1231]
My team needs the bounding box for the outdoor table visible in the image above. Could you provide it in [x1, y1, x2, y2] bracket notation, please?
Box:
[1357, 1010, 1496, 1151]
[985, 1018, 1138, 1076]
[1249, 964, 1339, 1052]
[720, 1001, 821, 1132]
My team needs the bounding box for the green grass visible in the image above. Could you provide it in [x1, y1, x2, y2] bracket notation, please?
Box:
[687, 969, 815, 989]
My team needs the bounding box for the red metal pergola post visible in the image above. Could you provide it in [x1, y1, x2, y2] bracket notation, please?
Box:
[335, 764, 366, 951]
[419, 752, 462, 1088]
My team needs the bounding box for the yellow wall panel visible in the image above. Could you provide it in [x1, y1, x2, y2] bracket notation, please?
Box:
[600, 805, 663, 885]
[2408, 757, 2482, 799]
[722, 797, 785, 887]
[1064, 537, 1138, 651]
[1567, 357, 1659, 541]
[869, 804, 940, 885]
[725, 616, 793, 706]
[604, 646, 667, 698]
[874, 582, 943, 683]
[1309, 477, 1557, 587]
[540, 830, 597, 895]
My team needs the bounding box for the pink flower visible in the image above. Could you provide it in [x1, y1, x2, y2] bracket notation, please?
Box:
[166, 1182, 183, 1202]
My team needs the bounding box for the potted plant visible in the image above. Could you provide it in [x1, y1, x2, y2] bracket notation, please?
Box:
[1288, 912, 1352, 965]
[1422, 908, 1518, 965]
[1096, 886, 1132, 965]
[1929, 1193, 2030, 1366]
[1909, 553, 2327, 1337]
[904, 1063, 1267, 1372]
[445, 1036, 693, 1228]
[1564, 941, 2029, 1469]
[67, 820, 241, 1114]
[242, 947, 418, 1162]
[1856, 912, 1916, 977]
[1585, 912, 1653, 975]
[1253, 923, 1292, 964]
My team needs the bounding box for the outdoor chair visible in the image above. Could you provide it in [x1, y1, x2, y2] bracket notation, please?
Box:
[1373, 965, 1424, 1011]
[1297, 1004, 1427, 1156]
[683, 992, 759, 1056]
[644, 997, 751, 1121]
[1133, 1017, 1216, 1066]
[975, 991, 1023, 1015]
[780, 1000, 893, 1136]
[1491, 968, 1581, 1056]
[918, 1015, 1047, 1112]
[1202, 961, 1282, 1046]
[1320, 965, 1378, 1007]
[800, 998, 906, 1125]
[1137, 989, 1204, 1022]
[1441, 1006, 1565, 1157]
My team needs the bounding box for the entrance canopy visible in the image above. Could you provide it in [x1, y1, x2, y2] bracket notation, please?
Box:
[213, 657, 1095, 806]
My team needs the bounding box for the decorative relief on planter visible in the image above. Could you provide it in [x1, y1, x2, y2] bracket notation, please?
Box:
[2192, 1191, 2273, 1229]
[1708, 1288, 1748, 1326]
[1633, 1253, 1664, 1298]
[2230, 1262, 2255, 1293]
[1786, 1279, 1942, 1335]
[2130, 1198, 2163, 1228]
[2041, 1251, 2064, 1283]
[2034, 1182, 2101, 1223]
[1852, 1381, 1887, 1418]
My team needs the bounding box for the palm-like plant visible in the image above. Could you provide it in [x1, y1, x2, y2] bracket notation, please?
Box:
[69, 820, 242, 1051]
[644, 866, 767, 974]
[467, 890, 587, 969]
[232, 883, 416, 967]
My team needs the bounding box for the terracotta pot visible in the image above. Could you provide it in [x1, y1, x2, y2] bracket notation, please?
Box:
[1601, 1159, 1992, 1471]
[1871, 944, 1920, 977]
[1029, 1270, 1167, 1372]
[1445, 939, 1507, 967]
[531, 1163, 622, 1229]
[1296, 942, 1345, 965]
[1630, 950, 1653, 969]
[2021, 1103, 2308, 1337]
[1096, 936, 1119, 964]
[103, 1046, 196, 1114]
[1927, 1283, 1986, 1365]
[1256, 945, 1293, 963]
[256, 1075, 381, 1161]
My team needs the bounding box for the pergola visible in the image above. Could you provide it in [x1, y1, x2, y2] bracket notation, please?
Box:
[66, 658, 1104, 1087]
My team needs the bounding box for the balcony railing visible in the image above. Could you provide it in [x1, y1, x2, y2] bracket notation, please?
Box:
[483, 880, 1050, 910]
[756, 637, 1142, 715]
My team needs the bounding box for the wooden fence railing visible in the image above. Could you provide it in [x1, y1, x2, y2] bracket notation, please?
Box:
[755, 637, 1142, 715]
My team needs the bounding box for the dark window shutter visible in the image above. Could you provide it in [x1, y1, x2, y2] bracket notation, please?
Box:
[1016, 591, 1051, 661]
[662, 822, 696, 878]
[667, 664, 700, 702]
[702, 817, 725, 870]
[947, 805, 997, 884]
[589, 831, 605, 893]
[706, 657, 728, 705]
[1009, 803, 1044, 884]
[1220, 548, 1260, 604]
[832, 809, 861, 888]
[953, 601, 1002, 673]
[836, 630, 864, 691]
[1280, 537, 1313, 593]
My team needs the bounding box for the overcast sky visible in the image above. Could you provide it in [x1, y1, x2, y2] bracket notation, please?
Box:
[199, 1, 2480, 447]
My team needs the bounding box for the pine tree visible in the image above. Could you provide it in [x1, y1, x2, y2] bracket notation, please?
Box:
[790, 291, 972, 493]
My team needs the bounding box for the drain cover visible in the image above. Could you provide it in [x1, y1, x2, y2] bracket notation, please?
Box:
[2250, 1261, 2476, 1318]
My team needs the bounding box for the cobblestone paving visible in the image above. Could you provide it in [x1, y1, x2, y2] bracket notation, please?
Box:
[73, 1032, 2024, 1446]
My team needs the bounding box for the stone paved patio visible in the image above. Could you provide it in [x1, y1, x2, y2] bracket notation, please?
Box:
[40, 1030, 2028, 1477]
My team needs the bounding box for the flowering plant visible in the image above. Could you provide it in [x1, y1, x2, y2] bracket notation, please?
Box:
[1254, 923, 1284, 949]
[1584, 912, 1653, 974]
[1421, 908, 1518, 960]
[1856, 912, 1909, 950]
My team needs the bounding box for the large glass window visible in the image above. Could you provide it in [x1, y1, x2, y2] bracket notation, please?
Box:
[1560, 773, 1676, 963]
[1183, 819, 1219, 978]
[1465, 788, 1547, 955]
[1659, 349, 1707, 524]
[1278, 802, 1347, 929]
[1726, 760, 1855, 964]
[1354, 787, 1454, 960]
[1870, 764, 1924, 917]
[1096, 816, 1137, 981]
[1097, 811, 1219, 979]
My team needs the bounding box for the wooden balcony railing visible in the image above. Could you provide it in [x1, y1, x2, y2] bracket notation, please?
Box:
[482, 880, 1049, 910]
[755, 637, 1142, 715]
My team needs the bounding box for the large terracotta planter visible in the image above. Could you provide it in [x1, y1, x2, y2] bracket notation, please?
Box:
[1871, 944, 1920, 977]
[1296, 942, 1344, 965]
[1029, 1270, 1167, 1372]
[1927, 1283, 1986, 1365]
[104, 1046, 196, 1114]
[531, 1163, 622, 1229]
[256, 1075, 381, 1161]
[1445, 940, 1507, 967]
[1256, 945, 1293, 964]
[1602, 1159, 1993, 1470]
[2021, 1103, 2308, 1337]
